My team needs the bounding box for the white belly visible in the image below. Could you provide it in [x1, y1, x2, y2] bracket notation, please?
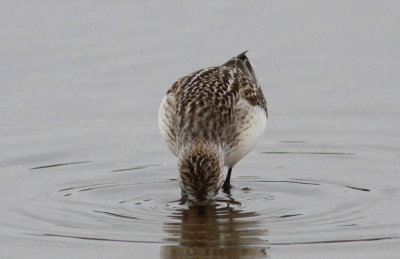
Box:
[224, 101, 267, 167]
[158, 95, 179, 157]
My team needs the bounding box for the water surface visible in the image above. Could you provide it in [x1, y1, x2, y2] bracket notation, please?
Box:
[1, 1, 400, 258]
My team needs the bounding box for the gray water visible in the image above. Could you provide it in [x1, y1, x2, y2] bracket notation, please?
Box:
[1, 1, 400, 258]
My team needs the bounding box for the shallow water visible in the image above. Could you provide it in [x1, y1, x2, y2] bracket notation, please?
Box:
[1, 1, 400, 258]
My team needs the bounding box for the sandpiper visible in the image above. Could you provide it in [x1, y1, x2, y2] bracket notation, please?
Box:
[158, 51, 267, 204]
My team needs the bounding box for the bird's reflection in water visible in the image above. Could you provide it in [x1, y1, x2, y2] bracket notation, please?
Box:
[161, 199, 268, 259]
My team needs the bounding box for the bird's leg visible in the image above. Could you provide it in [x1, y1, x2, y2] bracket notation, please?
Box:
[177, 190, 187, 205]
[222, 167, 233, 192]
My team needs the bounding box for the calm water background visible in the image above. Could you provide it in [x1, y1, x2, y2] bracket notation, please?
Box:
[1, 1, 400, 258]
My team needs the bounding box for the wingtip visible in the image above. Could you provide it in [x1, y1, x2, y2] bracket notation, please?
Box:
[236, 50, 249, 60]
[222, 50, 257, 84]
[224, 50, 250, 64]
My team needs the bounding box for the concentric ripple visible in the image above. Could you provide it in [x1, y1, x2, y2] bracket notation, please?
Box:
[7, 160, 397, 258]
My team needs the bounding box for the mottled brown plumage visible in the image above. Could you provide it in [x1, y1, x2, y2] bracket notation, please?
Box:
[159, 51, 267, 204]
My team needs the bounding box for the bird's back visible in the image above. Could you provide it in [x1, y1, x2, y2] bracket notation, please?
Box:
[159, 52, 267, 165]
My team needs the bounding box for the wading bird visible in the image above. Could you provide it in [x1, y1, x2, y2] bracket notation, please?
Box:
[159, 51, 267, 204]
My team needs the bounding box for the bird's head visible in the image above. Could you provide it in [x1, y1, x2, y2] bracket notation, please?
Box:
[178, 142, 224, 205]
